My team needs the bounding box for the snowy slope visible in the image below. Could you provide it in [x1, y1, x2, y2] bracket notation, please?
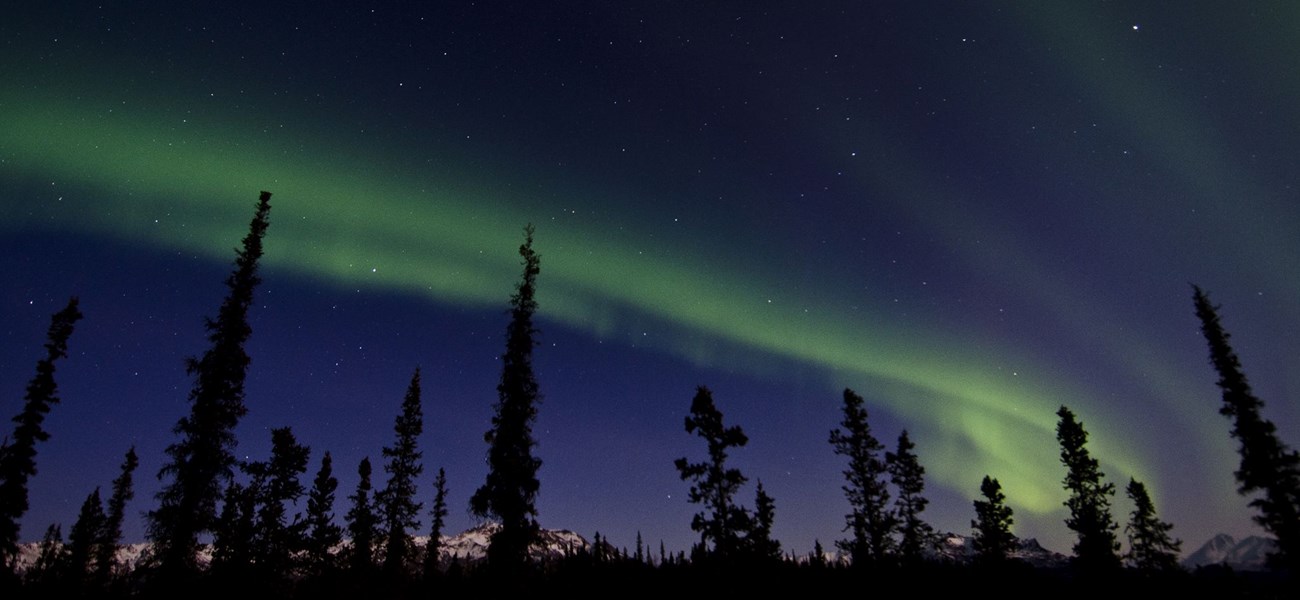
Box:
[1182, 534, 1276, 571]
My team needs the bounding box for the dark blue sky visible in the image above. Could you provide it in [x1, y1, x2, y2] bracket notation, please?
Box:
[2, 1, 1297, 557]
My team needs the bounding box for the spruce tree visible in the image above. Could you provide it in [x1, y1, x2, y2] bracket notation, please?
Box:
[470, 224, 543, 572]
[749, 481, 781, 561]
[0, 296, 82, 565]
[1123, 478, 1181, 572]
[887, 430, 933, 564]
[829, 388, 894, 566]
[378, 369, 424, 575]
[210, 481, 255, 572]
[673, 386, 752, 561]
[94, 446, 138, 584]
[1192, 285, 1300, 569]
[251, 426, 310, 575]
[971, 475, 1016, 564]
[148, 191, 272, 574]
[303, 451, 342, 575]
[27, 524, 66, 584]
[1056, 405, 1121, 570]
[345, 457, 378, 574]
[65, 487, 106, 582]
[810, 539, 827, 568]
[423, 468, 448, 578]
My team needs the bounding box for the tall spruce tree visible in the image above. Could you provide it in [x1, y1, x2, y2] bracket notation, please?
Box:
[1056, 405, 1121, 570]
[673, 386, 752, 561]
[65, 487, 106, 582]
[749, 481, 781, 561]
[829, 388, 894, 566]
[27, 524, 66, 584]
[147, 191, 272, 574]
[303, 451, 342, 574]
[971, 475, 1016, 564]
[423, 468, 448, 578]
[210, 481, 255, 572]
[1123, 478, 1181, 571]
[470, 225, 543, 572]
[95, 446, 138, 584]
[345, 457, 378, 573]
[251, 426, 310, 575]
[378, 369, 424, 575]
[1192, 285, 1300, 569]
[0, 296, 82, 565]
[887, 430, 933, 564]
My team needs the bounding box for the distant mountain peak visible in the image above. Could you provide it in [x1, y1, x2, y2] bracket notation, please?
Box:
[1182, 533, 1276, 571]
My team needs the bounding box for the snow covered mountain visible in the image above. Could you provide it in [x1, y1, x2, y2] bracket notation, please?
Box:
[930, 532, 1069, 568]
[1182, 534, 1276, 571]
[424, 522, 591, 563]
[10, 523, 591, 574]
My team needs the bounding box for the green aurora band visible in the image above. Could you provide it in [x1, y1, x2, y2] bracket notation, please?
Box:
[0, 88, 1164, 517]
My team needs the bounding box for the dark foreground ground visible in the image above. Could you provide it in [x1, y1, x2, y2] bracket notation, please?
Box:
[3, 560, 1294, 600]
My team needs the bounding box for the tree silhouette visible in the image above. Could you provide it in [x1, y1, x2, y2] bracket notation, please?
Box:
[470, 224, 543, 572]
[673, 386, 752, 561]
[250, 426, 310, 576]
[809, 539, 827, 568]
[211, 481, 255, 572]
[1192, 285, 1300, 569]
[95, 446, 138, 585]
[303, 451, 342, 575]
[887, 430, 933, 564]
[148, 191, 272, 575]
[971, 475, 1016, 564]
[829, 388, 894, 567]
[1123, 478, 1181, 572]
[1056, 405, 1120, 570]
[423, 468, 448, 578]
[378, 369, 424, 575]
[749, 481, 781, 561]
[65, 487, 106, 582]
[345, 457, 378, 574]
[0, 296, 82, 566]
[27, 524, 65, 585]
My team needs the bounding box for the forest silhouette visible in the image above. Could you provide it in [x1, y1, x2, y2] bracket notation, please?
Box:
[0, 191, 1295, 599]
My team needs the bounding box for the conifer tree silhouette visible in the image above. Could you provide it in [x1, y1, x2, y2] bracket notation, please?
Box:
[95, 446, 138, 585]
[674, 386, 752, 561]
[423, 468, 448, 578]
[471, 225, 544, 572]
[749, 481, 781, 561]
[829, 388, 894, 566]
[0, 296, 82, 566]
[303, 451, 342, 575]
[378, 369, 424, 575]
[1192, 285, 1300, 569]
[345, 457, 378, 574]
[147, 191, 272, 575]
[65, 487, 106, 581]
[887, 430, 933, 564]
[249, 426, 309, 576]
[1056, 405, 1121, 570]
[1123, 478, 1181, 571]
[971, 475, 1015, 564]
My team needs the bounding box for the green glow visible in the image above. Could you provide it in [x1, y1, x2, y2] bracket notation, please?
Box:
[1014, 4, 1300, 306]
[1, 89, 1152, 516]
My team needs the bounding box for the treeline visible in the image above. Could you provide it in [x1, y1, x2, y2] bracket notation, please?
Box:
[0, 191, 1297, 598]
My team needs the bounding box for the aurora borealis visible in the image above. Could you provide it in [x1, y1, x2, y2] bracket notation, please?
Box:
[2, 2, 1297, 558]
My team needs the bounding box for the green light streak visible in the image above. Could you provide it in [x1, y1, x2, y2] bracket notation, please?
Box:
[1014, 4, 1300, 306]
[1, 89, 1148, 515]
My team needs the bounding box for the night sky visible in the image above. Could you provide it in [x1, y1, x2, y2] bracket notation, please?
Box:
[2, 2, 1298, 559]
